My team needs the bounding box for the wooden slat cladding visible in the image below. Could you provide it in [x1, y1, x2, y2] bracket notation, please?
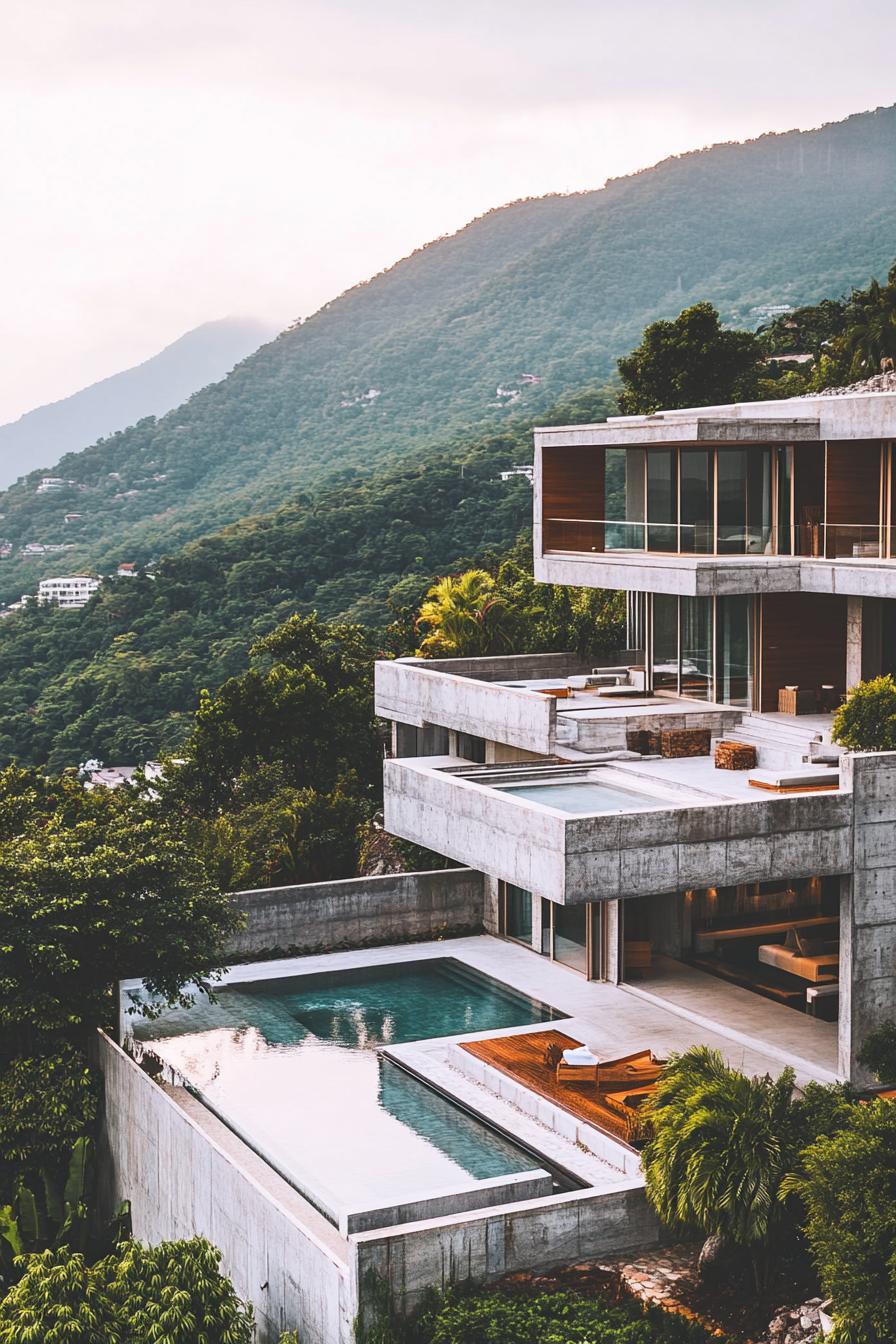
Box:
[759, 593, 847, 712]
[542, 445, 604, 551]
[825, 440, 882, 557]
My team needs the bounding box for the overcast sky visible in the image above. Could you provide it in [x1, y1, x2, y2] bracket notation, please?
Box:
[1, 0, 893, 424]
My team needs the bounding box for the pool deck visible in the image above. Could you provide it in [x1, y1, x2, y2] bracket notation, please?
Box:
[172, 933, 839, 1199]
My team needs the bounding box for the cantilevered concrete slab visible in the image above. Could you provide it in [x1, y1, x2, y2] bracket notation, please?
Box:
[383, 756, 853, 905]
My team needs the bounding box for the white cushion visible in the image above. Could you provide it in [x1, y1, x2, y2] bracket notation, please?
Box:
[562, 1046, 598, 1066]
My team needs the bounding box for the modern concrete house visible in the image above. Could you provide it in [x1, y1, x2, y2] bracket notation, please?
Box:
[378, 389, 896, 1089]
[100, 388, 896, 1344]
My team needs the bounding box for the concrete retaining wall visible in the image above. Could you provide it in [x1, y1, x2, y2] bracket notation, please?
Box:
[353, 1183, 659, 1324]
[227, 868, 485, 958]
[344, 1170, 554, 1235]
[92, 1033, 353, 1344]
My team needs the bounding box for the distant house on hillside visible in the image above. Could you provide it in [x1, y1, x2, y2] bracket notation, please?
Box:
[116, 562, 138, 577]
[37, 575, 100, 609]
[36, 476, 66, 493]
[22, 542, 46, 554]
[499, 465, 534, 484]
[64, 512, 83, 523]
[82, 761, 164, 790]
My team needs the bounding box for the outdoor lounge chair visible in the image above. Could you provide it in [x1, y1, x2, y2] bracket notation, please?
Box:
[555, 1044, 599, 1084]
[595, 1048, 665, 1090]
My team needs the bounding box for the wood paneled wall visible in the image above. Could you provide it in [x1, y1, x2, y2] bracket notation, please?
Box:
[759, 593, 847, 712]
[542, 446, 604, 551]
[826, 441, 882, 525]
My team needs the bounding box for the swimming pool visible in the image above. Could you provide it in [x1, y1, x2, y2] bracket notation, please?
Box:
[495, 777, 665, 813]
[130, 959, 559, 1225]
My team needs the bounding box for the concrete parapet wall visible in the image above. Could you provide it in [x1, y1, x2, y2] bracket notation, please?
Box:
[344, 1170, 554, 1235]
[376, 659, 563, 755]
[385, 760, 854, 904]
[227, 869, 485, 958]
[352, 1183, 658, 1324]
[92, 1033, 352, 1344]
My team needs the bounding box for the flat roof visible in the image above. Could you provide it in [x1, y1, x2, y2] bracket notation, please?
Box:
[534, 389, 896, 449]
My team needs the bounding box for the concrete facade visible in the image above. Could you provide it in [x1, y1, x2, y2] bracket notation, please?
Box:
[384, 756, 854, 905]
[227, 868, 484, 958]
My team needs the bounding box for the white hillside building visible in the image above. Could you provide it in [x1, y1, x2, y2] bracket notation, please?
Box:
[37, 575, 100, 609]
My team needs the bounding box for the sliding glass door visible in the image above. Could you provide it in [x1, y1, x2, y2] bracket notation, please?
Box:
[651, 594, 756, 707]
[540, 900, 601, 978]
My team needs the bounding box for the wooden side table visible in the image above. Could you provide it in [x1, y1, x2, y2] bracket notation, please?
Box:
[777, 687, 816, 715]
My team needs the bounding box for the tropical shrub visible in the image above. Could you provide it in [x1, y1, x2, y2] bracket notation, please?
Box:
[857, 1020, 896, 1087]
[642, 1047, 797, 1289]
[0, 1237, 261, 1344]
[105, 1236, 255, 1343]
[792, 1099, 896, 1343]
[0, 1047, 98, 1170]
[413, 1285, 725, 1343]
[415, 569, 516, 657]
[832, 675, 896, 752]
[0, 1247, 121, 1344]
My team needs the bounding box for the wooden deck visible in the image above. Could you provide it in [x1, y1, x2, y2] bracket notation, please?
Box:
[460, 1029, 641, 1148]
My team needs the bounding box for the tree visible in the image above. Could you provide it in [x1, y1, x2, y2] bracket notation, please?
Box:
[857, 1020, 896, 1087]
[791, 1100, 896, 1343]
[642, 1047, 796, 1290]
[0, 1248, 121, 1344]
[165, 612, 380, 815]
[832, 675, 896, 752]
[0, 766, 240, 1058]
[105, 1237, 255, 1344]
[415, 570, 516, 657]
[617, 303, 762, 414]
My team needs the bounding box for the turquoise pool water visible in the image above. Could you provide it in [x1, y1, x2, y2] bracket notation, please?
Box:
[496, 778, 663, 813]
[131, 959, 557, 1223]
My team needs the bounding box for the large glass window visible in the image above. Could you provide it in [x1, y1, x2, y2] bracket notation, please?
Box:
[553, 903, 589, 975]
[680, 450, 713, 554]
[605, 448, 643, 550]
[653, 594, 680, 693]
[717, 449, 773, 554]
[503, 884, 533, 944]
[716, 595, 754, 707]
[647, 450, 676, 552]
[680, 596, 713, 700]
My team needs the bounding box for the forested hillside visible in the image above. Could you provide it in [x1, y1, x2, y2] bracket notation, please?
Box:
[0, 317, 278, 491]
[1, 104, 894, 603]
[0, 386, 616, 769]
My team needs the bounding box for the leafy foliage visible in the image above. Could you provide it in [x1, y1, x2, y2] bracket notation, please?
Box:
[857, 1020, 896, 1087]
[104, 1237, 255, 1343]
[409, 1285, 726, 1344]
[832, 675, 896, 751]
[0, 1247, 121, 1344]
[617, 303, 762, 412]
[0, 1048, 98, 1170]
[416, 570, 517, 657]
[0, 1237, 259, 1344]
[792, 1100, 896, 1344]
[0, 765, 239, 1055]
[642, 1047, 797, 1289]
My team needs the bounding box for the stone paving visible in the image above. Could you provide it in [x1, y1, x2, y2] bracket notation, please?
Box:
[596, 1243, 717, 1329]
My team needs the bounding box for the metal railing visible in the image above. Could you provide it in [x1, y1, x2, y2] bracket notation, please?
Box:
[543, 517, 896, 561]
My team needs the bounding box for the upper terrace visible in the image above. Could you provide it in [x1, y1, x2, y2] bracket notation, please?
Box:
[534, 390, 896, 598]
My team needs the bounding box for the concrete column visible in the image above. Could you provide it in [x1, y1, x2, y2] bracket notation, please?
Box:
[846, 597, 864, 690]
[839, 751, 896, 1083]
[604, 900, 623, 984]
[482, 875, 500, 935]
[530, 893, 544, 955]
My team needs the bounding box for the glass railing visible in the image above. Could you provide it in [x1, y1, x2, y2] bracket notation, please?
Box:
[544, 517, 896, 561]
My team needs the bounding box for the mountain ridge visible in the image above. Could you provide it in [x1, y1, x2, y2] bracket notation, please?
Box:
[0, 316, 280, 491]
[0, 103, 895, 602]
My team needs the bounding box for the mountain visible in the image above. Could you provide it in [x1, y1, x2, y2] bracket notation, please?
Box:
[0, 316, 280, 491]
[1, 104, 896, 603]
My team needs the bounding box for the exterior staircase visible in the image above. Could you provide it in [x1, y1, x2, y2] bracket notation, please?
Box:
[721, 713, 840, 771]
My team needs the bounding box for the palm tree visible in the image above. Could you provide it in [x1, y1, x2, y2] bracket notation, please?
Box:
[415, 570, 517, 657]
[642, 1046, 797, 1291]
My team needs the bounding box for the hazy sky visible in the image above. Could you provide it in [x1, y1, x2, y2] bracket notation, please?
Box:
[2, 0, 894, 424]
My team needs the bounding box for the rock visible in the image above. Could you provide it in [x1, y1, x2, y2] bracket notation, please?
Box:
[697, 1233, 734, 1282]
